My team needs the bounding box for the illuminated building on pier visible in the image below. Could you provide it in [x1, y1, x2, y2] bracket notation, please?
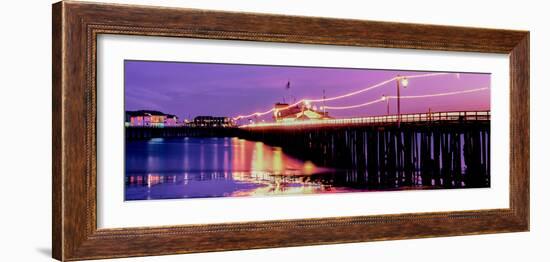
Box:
[273, 101, 332, 122]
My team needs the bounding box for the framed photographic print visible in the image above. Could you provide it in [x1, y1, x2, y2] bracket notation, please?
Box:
[52, 1, 529, 261]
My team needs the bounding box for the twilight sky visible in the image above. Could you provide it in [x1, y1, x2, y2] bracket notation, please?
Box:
[125, 60, 490, 121]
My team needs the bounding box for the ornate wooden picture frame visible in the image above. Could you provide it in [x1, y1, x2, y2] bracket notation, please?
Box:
[52, 1, 529, 261]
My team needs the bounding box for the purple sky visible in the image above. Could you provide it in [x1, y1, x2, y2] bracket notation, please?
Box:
[125, 60, 490, 121]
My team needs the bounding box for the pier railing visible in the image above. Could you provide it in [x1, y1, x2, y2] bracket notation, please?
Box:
[240, 110, 490, 129]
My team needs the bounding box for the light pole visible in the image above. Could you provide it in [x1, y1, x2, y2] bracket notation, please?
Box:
[396, 75, 409, 126]
[145, 112, 152, 127]
[381, 94, 389, 116]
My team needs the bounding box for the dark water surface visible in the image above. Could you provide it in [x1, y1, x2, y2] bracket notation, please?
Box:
[125, 137, 351, 200]
[125, 136, 482, 201]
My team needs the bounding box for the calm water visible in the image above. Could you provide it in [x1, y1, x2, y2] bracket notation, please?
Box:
[125, 135, 487, 201]
[125, 137, 358, 200]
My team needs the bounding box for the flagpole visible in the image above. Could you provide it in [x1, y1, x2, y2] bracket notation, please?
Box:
[286, 80, 292, 104]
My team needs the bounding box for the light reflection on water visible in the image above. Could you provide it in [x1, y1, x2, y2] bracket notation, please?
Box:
[125, 137, 340, 200]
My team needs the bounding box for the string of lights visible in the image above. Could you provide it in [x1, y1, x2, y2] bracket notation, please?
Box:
[391, 87, 488, 99]
[233, 72, 451, 120]
[324, 87, 489, 110]
[323, 98, 385, 110]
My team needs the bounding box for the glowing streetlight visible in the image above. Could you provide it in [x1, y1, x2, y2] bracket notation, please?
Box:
[397, 75, 409, 127]
[401, 77, 409, 87]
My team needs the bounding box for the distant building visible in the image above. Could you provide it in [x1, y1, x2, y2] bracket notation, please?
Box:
[126, 110, 178, 127]
[164, 114, 178, 127]
[190, 116, 235, 127]
[273, 102, 331, 122]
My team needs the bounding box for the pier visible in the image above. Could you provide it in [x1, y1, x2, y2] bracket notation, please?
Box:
[239, 111, 490, 188]
[125, 110, 490, 189]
